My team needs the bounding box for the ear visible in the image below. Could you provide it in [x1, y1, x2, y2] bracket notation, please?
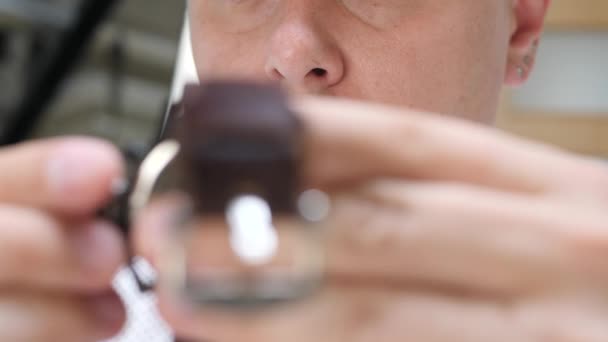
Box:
[504, 0, 551, 86]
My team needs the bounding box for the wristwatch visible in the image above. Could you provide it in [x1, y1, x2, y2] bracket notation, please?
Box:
[128, 81, 328, 309]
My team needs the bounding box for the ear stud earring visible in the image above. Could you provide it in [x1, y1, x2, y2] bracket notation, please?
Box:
[517, 66, 525, 78]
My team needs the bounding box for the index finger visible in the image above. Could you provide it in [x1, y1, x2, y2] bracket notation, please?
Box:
[293, 96, 608, 195]
[0, 137, 124, 215]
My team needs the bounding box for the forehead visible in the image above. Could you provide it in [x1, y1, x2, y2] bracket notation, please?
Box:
[188, 0, 509, 36]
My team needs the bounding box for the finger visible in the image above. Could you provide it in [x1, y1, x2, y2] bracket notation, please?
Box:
[158, 285, 520, 342]
[293, 96, 608, 196]
[132, 193, 186, 269]
[326, 180, 608, 295]
[137, 183, 608, 296]
[0, 291, 125, 342]
[159, 284, 608, 342]
[0, 137, 124, 215]
[515, 294, 608, 342]
[0, 205, 125, 292]
[139, 190, 608, 341]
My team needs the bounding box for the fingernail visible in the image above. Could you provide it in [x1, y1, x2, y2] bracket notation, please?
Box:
[71, 221, 125, 277]
[47, 140, 119, 196]
[90, 293, 126, 335]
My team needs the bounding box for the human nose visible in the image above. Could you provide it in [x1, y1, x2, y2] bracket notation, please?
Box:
[264, 7, 344, 94]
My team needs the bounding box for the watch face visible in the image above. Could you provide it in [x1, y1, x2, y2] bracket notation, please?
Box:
[162, 193, 326, 309]
[144, 81, 329, 309]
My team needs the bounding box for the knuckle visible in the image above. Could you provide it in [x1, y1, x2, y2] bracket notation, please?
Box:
[332, 195, 403, 255]
[0, 208, 123, 291]
[557, 160, 608, 199]
[0, 206, 51, 285]
[586, 164, 608, 200]
[392, 116, 429, 169]
[562, 221, 608, 284]
[72, 221, 126, 290]
[345, 294, 389, 342]
[0, 137, 123, 214]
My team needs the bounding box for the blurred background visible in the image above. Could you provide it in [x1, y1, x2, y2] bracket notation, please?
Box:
[0, 0, 185, 158]
[497, 0, 608, 159]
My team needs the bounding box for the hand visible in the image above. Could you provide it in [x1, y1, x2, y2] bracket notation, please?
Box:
[136, 97, 608, 341]
[0, 138, 127, 342]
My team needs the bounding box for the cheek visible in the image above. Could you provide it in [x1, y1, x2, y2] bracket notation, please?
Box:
[335, 2, 510, 120]
[190, 23, 268, 80]
[188, 1, 511, 121]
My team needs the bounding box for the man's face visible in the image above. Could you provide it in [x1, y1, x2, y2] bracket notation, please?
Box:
[188, 0, 517, 123]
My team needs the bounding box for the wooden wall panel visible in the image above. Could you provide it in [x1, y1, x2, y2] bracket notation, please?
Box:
[546, 0, 608, 30]
[497, 111, 608, 158]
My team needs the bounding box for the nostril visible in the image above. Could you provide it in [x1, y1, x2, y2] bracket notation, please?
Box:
[310, 68, 327, 77]
[270, 68, 284, 80]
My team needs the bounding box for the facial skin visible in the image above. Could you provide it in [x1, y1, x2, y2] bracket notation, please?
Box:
[188, 0, 547, 123]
